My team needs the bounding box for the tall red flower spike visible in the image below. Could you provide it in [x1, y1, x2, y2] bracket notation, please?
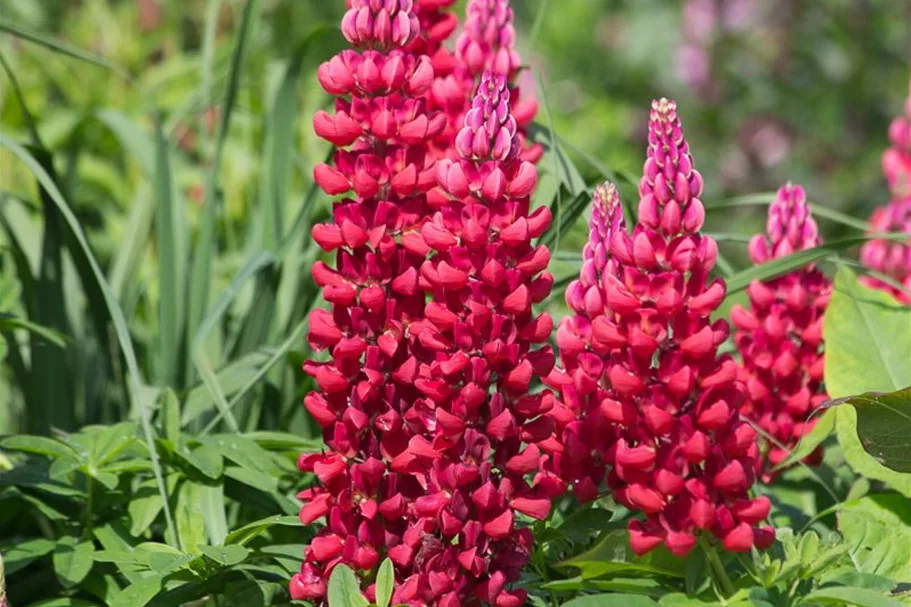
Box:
[594, 98, 773, 556]
[295, 0, 446, 601]
[732, 184, 831, 474]
[860, 93, 911, 304]
[406, 70, 561, 607]
[548, 183, 626, 502]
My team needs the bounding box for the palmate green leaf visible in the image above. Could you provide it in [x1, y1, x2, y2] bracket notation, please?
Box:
[560, 594, 660, 607]
[199, 544, 250, 566]
[0, 135, 177, 544]
[838, 493, 911, 581]
[108, 575, 162, 607]
[559, 529, 687, 579]
[824, 266, 911, 398]
[53, 535, 95, 589]
[176, 442, 223, 480]
[0, 434, 80, 460]
[797, 587, 906, 607]
[835, 388, 911, 474]
[244, 431, 322, 452]
[836, 404, 911, 497]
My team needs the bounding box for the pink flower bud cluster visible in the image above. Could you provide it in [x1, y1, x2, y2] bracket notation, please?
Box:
[294, 1, 445, 601]
[455, 0, 521, 78]
[421, 0, 541, 163]
[547, 183, 626, 502]
[860, 95, 911, 305]
[391, 71, 560, 607]
[558, 98, 774, 557]
[732, 184, 831, 472]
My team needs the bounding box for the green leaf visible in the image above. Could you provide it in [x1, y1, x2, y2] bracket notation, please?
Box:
[177, 442, 223, 480]
[2, 537, 54, 575]
[25, 600, 101, 607]
[159, 389, 181, 444]
[108, 576, 162, 607]
[0, 136, 177, 546]
[824, 266, 911, 398]
[223, 580, 287, 607]
[170, 481, 207, 554]
[0, 18, 129, 77]
[0, 314, 68, 347]
[835, 387, 911, 474]
[199, 544, 250, 566]
[375, 558, 394, 607]
[202, 434, 279, 475]
[245, 431, 323, 452]
[328, 564, 366, 607]
[224, 514, 301, 546]
[199, 482, 228, 546]
[727, 235, 911, 295]
[185, 0, 261, 385]
[129, 478, 169, 537]
[774, 408, 835, 471]
[559, 529, 687, 579]
[798, 587, 905, 607]
[181, 348, 275, 425]
[838, 494, 911, 580]
[836, 405, 911, 497]
[560, 594, 660, 607]
[224, 465, 278, 493]
[0, 434, 79, 459]
[53, 535, 95, 588]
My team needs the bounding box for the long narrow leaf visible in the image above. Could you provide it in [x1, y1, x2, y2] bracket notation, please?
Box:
[0, 18, 130, 79]
[153, 116, 181, 386]
[0, 134, 177, 546]
[0, 50, 42, 146]
[192, 250, 276, 434]
[725, 233, 911, 294]
[706, 195, 872, 232]
[186, 0, 261, 385]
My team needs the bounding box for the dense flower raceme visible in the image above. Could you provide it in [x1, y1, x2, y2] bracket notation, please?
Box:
[860, 94, 911, 304]
[554, 98, 774, 557]
[547, 183, 626, 502]
[731, 184, 830, 473]
[296, 0, 443, 601]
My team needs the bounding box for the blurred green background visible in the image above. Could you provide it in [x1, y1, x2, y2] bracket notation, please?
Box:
[0, 0, 908, 435]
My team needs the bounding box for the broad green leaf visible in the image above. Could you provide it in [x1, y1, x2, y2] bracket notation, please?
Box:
[53, 535, 95, 588]
[560, 594, 660, 607]
[223, 514, 301, 546]
[199, 544, 250, 566]
[202, 434, 279, 474]
[835, 387, 911, 474]
[824, 266, 911, 398]
[559, 529, 687, 579]
[0, 435, 79, 459]
[328, 564, 366, 607]
[798, 587, 905, 607]
[177, 442, 223, 480]
[108, 576, 162, 607]
[376, 558, 394, 607]
[822, 572, 896, 593]
[224, 465, 278, 493]
[2, 537, 55, 575]
[838, 494, 911, 580]
[836, 405, 911, 497]
[80, 572, 123, 604]
[169, 481, 207, 554]
[199, 482, 228, 546]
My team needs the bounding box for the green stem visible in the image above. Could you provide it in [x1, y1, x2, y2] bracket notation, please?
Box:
[700, 536, 736, 597]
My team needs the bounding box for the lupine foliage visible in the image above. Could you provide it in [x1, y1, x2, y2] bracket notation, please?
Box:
[0, 1, 910, 607]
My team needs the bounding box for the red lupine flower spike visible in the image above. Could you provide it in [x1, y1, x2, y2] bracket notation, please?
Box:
[733, 184, 832, 474]
[860, 89, 911, 304]
[558, 98, 772, 556]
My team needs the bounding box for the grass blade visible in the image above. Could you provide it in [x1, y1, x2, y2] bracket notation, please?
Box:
[0, 50, 42, 146]
[185, 0, 261, 385]
[0, 18, 130, 79]
[539, 188, 591, 250]
[725, 232, 911, 294]
[192, 250, 276, 434]
[0, 133, 177, 547]
[706, 194, 873, 232]
[153, 115, 181, 387]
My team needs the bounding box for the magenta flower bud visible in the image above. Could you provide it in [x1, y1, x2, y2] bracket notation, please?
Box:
[342, 0, 420, 49]
[454, 0, 521, 78]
